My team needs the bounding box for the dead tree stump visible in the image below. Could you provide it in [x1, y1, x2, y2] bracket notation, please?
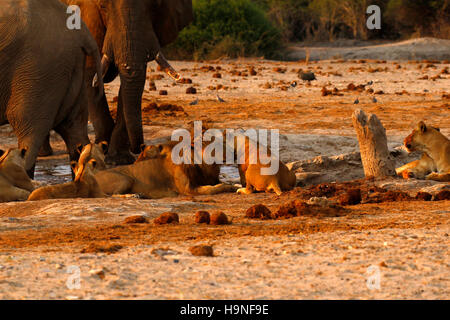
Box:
[352, 109, 396, 177]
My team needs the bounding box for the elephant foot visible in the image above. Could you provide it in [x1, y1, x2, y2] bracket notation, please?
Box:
[105, 151, 136, 166]
[38, 140, 53, 157]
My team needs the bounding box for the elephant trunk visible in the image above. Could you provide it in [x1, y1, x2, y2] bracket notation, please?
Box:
[119, 69, 147, 154]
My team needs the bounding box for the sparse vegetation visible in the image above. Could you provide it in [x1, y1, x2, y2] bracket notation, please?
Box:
[166, 0, 450, 59]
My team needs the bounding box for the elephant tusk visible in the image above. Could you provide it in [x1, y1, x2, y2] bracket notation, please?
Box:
[155, 52, 181, 81]
[93, 55, 111, 87]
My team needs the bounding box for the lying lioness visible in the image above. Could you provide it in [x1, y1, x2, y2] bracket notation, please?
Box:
[0, 148, 34, 202]
[94, 142, 235, 198]
[28, 159, 105, 200]
[396, 121, 450, 182]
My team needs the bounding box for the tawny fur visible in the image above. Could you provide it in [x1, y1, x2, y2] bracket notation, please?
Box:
[226, 134, 297, 195]
[94, 142, 234, 198]
[0, 149, 34, 202]
[396, 122, 450, 182]
[28, 159, 105, 200]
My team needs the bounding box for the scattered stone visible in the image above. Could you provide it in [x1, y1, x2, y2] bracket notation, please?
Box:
[177, 78, 192, 84]
[194, 211, 211, 224]
[154, 212, 179, 225]
[124, 215, 148, 224]
[245, 204, 272, 220]
[159, 90, 168, 96]
[80, 244, 123, 254]
[338, 188, 362, 206]
[415, 192, 432, 201]
[89, 268, 106, 280]
[434, 190, 450, 201]
[189, 245, 214, 257]
[365, 190, 413, 203]
[210, 212, 231, 225]
[379, 261, 388, 268]
[274, 200, 345, 219]
[186, 87, 197, 94]
[212, 73, 222, 78]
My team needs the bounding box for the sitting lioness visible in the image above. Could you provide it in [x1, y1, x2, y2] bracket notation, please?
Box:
[28, 159, 105, 200]
[94, 142, 235, 198]
[225, 132, 296, 195]
[396, 121, 450, 182]
[0, 148, 34, 202]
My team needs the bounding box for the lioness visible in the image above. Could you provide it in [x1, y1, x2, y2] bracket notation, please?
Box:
[226, 132, 297, 195]
[28, 159, 105, 200]
[396, 121, 450, 182]
[0, 148, 34, 202]
[94, 142, 234, 198]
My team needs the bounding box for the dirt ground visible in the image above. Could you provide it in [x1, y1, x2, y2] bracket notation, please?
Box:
[0, 39, 449, 299]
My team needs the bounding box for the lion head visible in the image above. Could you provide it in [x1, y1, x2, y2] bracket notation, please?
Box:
[404, 121, 440, 152]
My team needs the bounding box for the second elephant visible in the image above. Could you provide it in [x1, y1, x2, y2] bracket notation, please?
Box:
[61, 0, 194, 165]
[0, 0, 104, 177]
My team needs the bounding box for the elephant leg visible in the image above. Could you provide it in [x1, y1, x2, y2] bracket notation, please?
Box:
[87, 85, 114, 144]
[54, 87, 90, 178]
[38, 133, 53, 157]
[105, 87, 136, 165]
[18, 132, 51, 179]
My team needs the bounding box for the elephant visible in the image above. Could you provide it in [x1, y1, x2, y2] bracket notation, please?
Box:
[59, 0, 194, 165]
[0, 0, 104, 178]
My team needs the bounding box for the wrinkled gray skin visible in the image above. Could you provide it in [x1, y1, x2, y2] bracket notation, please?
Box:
[58, 0, 193, 165]
[0, 0, 103, 178]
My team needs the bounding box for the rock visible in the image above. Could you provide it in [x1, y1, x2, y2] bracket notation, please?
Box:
[189, 245, 214, 257]
[124, 215, 148, 224]
[274, 200, 345, 219]
[159, 90, 168, 96]
[80, 244, 123, 254]
[245, 204, 272, 220]
[154, 212, 179, 225]
[434, 190, 450, 200]
[338, 188, 362, 205]
[307, 197, 336, 207]
[89, 269, 106, 280]
[210, 212, 231, 225]
[415, 192, 432, 201]
[186, 87, 197, 94]
[194, 211, 210, 224]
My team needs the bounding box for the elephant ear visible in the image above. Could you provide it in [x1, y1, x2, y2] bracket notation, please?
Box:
[152, 0, 194, 47]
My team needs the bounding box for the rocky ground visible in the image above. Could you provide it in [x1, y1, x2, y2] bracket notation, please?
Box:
[0, 38, 449, 299]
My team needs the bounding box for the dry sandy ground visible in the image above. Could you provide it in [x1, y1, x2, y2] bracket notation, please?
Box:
[0, 38, 449, 299]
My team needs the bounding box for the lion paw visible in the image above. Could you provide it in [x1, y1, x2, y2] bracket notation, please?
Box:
[237, 187, 252, 195]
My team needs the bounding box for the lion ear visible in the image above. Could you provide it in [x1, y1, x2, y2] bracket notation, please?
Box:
[418, 121, 427, 133]
[158, 145, 163, 152]
[99, 141, 108, 154]
[140, 144, 146, 153]
[0, 150, 4, 157]
[89, 159, 97, 168]
[20, 148, 27, 158]
[76, 144, 84, 154]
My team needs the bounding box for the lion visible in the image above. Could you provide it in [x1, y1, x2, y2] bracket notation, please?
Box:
[76, 141, 108, 171]
[28, 159, 105, 200]
[0, 148, 34, 202]
[224, 131, 297, 195]
[94, 142, 234, 198]
[237, 161, 297, 196]
[396, 121, 450, 182]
